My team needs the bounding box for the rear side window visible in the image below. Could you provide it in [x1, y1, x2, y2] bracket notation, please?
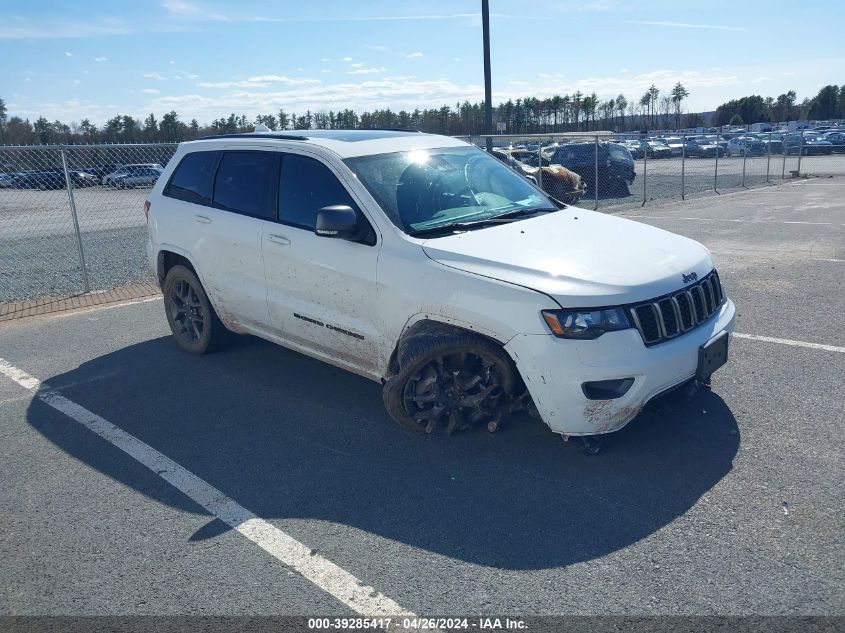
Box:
[278, 154, 358, 229]
[164, 151, 219, 205]
[212, 151, 279, 219]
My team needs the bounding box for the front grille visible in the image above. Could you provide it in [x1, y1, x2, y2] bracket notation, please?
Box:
[628, 270, 725, 346]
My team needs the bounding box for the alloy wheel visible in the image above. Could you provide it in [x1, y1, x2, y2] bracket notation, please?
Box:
[402, 351, 505, 435]
[168, 279, 205, 345]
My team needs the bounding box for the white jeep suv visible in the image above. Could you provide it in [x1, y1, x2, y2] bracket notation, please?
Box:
[146, 130, 734, 442]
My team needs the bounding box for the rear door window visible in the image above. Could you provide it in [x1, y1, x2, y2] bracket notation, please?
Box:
[164, 151, 220, 205]
[212, 151, 279, 219]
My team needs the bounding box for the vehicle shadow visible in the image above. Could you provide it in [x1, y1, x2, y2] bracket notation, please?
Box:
[26, 335, 739, 570]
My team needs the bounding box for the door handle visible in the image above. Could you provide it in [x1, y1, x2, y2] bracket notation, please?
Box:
[193, 215, 211, 224]
[267, 234, 291, 245]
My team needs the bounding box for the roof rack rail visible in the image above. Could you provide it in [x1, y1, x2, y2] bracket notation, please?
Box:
[198, 133, 309, 141]
[361, 128, 422, 133]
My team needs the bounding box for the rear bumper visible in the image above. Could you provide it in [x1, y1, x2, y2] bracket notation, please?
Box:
[505, 299, 735, 436]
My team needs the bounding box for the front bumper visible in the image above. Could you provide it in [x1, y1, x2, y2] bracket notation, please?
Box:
[505, 299, 736, 436]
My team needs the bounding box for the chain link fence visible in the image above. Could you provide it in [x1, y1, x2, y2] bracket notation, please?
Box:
[1, 143, 176, 305]
[2, 134, 845, 306]
[467, 131, 845, 211]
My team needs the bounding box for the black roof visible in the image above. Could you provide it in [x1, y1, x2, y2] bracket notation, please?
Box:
[200, 129, 422, 143]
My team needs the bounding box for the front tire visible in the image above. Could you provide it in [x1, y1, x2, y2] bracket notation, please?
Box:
[382, 331, 517, 435]
[163, 264, 232, 354]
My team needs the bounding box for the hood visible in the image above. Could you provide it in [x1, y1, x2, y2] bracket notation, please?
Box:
[422, 208, 713, 306]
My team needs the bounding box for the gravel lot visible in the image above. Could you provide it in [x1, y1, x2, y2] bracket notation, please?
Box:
[0, 186, 151, 302]
[0, 179, 842, 623]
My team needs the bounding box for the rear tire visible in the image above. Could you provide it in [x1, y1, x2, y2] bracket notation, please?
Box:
[382, 330, 517, 435]
[163, 264, 233, 354]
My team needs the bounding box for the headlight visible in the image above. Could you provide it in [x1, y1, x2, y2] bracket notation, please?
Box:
[542, 308, 631, 340]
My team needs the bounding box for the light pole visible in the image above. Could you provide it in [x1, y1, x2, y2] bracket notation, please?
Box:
[481, 0, 493, 152]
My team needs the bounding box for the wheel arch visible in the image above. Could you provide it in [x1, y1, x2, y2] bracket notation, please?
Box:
[156, 249, 198, 287]
[385, 316, 514, 380]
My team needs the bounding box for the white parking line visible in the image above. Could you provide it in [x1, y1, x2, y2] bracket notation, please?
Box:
[0, 357, 415, 619]
[628, 215, 844, 226]
[733, 333, 845, 354]
[52, 295, 163, 318]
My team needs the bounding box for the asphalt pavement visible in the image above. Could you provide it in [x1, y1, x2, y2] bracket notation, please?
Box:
[0, 179, 843, 620]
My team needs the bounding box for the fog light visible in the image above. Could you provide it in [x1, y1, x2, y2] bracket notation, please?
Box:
[582, 378, 634, 400]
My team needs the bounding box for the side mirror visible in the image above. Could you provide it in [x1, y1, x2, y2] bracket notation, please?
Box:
[315, 205, 359, 240]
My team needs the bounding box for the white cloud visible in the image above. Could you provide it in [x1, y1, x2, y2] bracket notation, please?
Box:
[405, 52, 424, 59]
[141, 88, 161, 94]
[143, 72, 168, 80]
[363, 44, 388, 52]
[513, 69, 741, 107]
[169, 59, 176, 64]
[626, 20, 746, 32]
[0, 17, 130, 39]
[346, 67, 387, 75]
[751, 76, 773, 83]
[173, 75, 183, 79]
[350, 62, 364, 68]
[508, 80, 530, 86]
[65, 51, 73, 57]
[94, 56, 107, 62]
[321, 57, 331, 62]
[550, 0, 621, 11]
[342, 57, 353, 62]
[146, 77, 486, 122]
[453, 57, 460, 62]
[160, 0, 226, 21]
[73, 79, 81, 84]
[197, 75, 321, 88]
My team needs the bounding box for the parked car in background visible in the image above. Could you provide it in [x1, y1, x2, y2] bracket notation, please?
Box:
[619, 140, 643, 159]
[663, 137, 686, 156]
[707, 135, 730, 151]
[102, 163, 163, 186]
[549, 141, 635, 196]
[783, 133, 834, 155]
[619, 139, 671, 160]
[110, 166, 163, 189]
[492, 149, 585, 203]
[12, 169, 97, 189]
[758, 133, 784, 155]
[0, 173, 15, 188]
[83, 164, 124, 181]
[726, 136, 765, 157]
[821, 131, 845, 152]
[69, 170, 99, 187]
[12, 170, 67, 190]
[684, 137, 724, 158]
[646, 140, 673, 159]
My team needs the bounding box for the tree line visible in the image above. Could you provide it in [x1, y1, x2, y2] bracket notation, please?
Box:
[711, 85, 845, 127]
[0, 82, 842, 146]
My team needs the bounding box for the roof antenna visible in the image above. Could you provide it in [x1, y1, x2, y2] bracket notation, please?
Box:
[254, 123, 273, 133]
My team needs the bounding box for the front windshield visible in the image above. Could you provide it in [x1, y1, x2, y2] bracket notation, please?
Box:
[345, 146, 556, 234]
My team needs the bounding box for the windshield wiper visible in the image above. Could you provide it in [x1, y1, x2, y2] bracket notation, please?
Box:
[408, 207, 557, 237]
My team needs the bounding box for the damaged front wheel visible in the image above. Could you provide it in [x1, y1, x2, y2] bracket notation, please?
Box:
[382, 332, 518, 435]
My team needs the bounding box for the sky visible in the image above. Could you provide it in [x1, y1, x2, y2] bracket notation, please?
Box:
[2, 0, 843, 126]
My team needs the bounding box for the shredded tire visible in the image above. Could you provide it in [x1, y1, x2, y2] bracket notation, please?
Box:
[383, 328, 517, 434]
